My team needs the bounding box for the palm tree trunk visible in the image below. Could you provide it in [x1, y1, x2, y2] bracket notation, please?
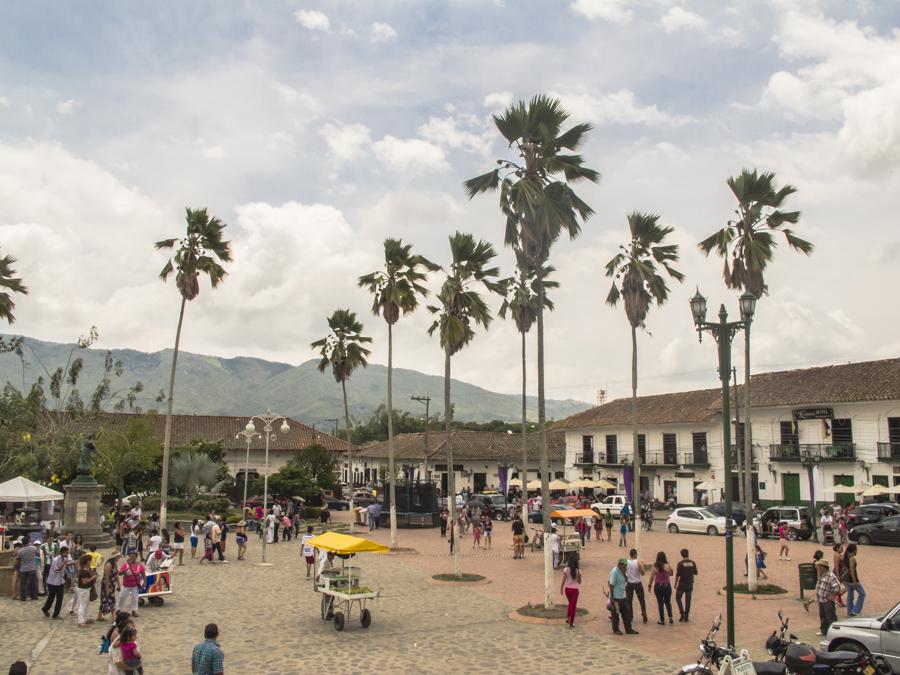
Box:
[160, 295, 186, 529]
[445, 347, 460, 578]
[521, 329, 528, 526]
[537, 266, 552, 609]
[744, 326, 758, 591]
[342, 378, 354, 534]
[387, 322, 397, 548]
[631, 323, 641, 559]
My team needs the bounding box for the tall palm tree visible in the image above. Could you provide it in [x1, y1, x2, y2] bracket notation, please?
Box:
[465, 95, 598, 607]
[359, 239, 437, 548]
[155, 207, 232, 527]
[700, 169, 812, 591]
[311, 309, 372, 531]
[0, 251, 28, 324]
[499, 248, 557, 526]
[428, 232, 505, 578]
[605, 212, 684, 559]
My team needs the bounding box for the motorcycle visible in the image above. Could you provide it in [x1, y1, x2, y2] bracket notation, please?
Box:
[677, 615, 786, 674]
[766, 610, 891, 674]
[641, 503, 654, 531]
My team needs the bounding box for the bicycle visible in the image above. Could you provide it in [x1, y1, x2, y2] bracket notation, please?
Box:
[529, 528, 544, 552]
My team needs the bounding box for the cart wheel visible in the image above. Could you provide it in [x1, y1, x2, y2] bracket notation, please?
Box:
[361, 608, 372, 628]
[333, 611, 345, 631]
[151, 597, 164, 606]
[320, 595, 329, 620]
[138, 598, 145, 607]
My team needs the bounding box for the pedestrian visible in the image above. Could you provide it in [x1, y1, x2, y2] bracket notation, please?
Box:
[368, 502, 379, 532]
[594, 513, 603, 541]
[16, 539, 39, 601]
[33, 540, 46, 596]
[448, 519, 455, 555]
[190, 520, 199, 559]
[212, 519, 226, 563]
[483, 513, 493, 550]
[74, 553, 98, 627]
[199, 531, 215, 564]
[511, 514, 525, 559]
[282, 514, 292, 541]
[41, 545, 69, 618]
[218, 518, 229, 555]
[97, 551, 121, 622]
[584, 513, 594, 545]
[117, 551, 145, 618]
[814, 558, 841, 636]
[40, 537, 59, 590]
[649, 551, 674, 625]
[192, 622, 225, 675]
[843, 543, 865, 617]
[115, 623, 143, 674]
[674, 548, 698, 623]
[625, 548, 648, 624]
[235, 521, 248, 561]
[8, 661, 27, 675]
[608, 558, 638, 635]
[172, 522, 185, 566]
[439, 507, 448, 538]
[838, 517, 848, 546]
[301, 525, 316, 578]
[559, 554, 582, 628]
[755, 545, 768, 579]
[549, 524, 561, 569]
[106, 611, 133, 674]
[471, 518, 482, 549]
[621, 501, 632, 531]
[319, 505, 331, 530]
[618, 515, 628, 547]
[831, 544, 846, 607]
[577, 517, 588, 547]
[778, 521, 791, 560]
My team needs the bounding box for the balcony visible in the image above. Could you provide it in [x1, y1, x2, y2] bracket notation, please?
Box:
[643, 451, 679, 466]
[574, 453, 596, 466]
[769, 443, 856, 462]
[730, 445, 759, 470]
[682, 451, 710, 468]
[877, 442, 900, 461]
[596, 453, 631, 467]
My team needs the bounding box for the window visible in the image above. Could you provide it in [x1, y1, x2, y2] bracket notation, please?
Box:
[434, 464, 448, 471]
[889, 417, 900, 444]
[692, 432, 707, 452]
[663, 433, 677, 463]
[832, 419, 852, 445]
[582, 435, 594, 452]
[734, 422, 746, 450]
[606, 435, 617, 462]
[780, 421, 799, 446]
[637, 434, 646, 453]
[452, 464, 463, 471]
[681, 510, 700, 519]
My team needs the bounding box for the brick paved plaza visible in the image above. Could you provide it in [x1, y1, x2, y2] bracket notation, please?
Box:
[3, 512, 898, 674]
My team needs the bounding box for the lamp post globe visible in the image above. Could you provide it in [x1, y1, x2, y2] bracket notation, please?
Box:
[280, 421, 290, 435]
[739, 291, 757, 323]
[690, 288, 708, 325]
[245, 421, 255, 434]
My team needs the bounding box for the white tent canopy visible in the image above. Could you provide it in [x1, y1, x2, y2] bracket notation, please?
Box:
[0, 476, 64, 502]
[822, 485, 860, 495]
[695, 481, 723, 491]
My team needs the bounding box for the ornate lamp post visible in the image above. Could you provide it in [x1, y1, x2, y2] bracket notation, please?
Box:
[244, 410, 290, 564]
[690, 289, 754, 649]
[235, 426, 260, 517]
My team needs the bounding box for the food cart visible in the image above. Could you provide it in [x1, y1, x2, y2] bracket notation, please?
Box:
[138, 557, 173, 607]
[551, 509, 595, 565]
[309, 531, 387, 631]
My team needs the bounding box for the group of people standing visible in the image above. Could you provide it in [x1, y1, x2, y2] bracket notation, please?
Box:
[809, 541, 865, 637]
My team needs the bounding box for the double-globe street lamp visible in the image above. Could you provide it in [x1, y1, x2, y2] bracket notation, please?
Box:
[690, 288, 756, 649]
[243, 410, 290, 564]
[235, 426, 261, 518]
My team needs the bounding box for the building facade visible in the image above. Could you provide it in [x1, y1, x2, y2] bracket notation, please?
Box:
[558, 358, 900, 508]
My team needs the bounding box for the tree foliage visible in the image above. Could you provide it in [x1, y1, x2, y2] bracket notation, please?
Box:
[0, 250, 28, 324]
[94, 416, 162, 497]
[257, 445, 337, 502]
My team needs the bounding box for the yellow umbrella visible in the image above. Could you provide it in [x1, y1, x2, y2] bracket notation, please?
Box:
[526, 479, 543, 490]
[592, 479, 616, 490]
[548, 479, 569, 491]
[859, 484, 889, 498]
[507, 478, 523, 487]
[566, 478, 594, 489]
[305, 531, 390, 554]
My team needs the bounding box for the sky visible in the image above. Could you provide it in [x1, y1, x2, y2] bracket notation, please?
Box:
[1, 0, 899, 408]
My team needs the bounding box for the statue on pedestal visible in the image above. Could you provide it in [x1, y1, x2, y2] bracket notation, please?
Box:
[72, 434, 98, 485]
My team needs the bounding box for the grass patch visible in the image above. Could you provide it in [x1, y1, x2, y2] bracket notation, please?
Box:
[432, 573, 485, 582]
[517, 604, 588, 619]
[729, 583, 788, 595]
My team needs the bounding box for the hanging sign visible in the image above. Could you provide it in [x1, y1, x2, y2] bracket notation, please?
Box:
[792, 407, 833, 421]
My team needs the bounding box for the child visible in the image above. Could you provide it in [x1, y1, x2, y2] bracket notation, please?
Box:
[472, 520, 482, 549]
[88, 544, 103, 571]
[199, 532, 215, 564]
[116, 624, 143, 674]
[618, 515, 628, 547]
[190, 519, 199, 559]
[605, 509, 614, 541]
[778, 522, 791, 561]
[755, 545, 768, 579]
[483, 514, 493, 550]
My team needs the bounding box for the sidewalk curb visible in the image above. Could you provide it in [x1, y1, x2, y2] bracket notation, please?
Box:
[428, 576, 491, 586]
[508, 609, 593, 625]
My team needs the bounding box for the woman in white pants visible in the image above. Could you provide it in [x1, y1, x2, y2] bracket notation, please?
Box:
[74, 554, 97, 627]
[117, 552, 145, 617]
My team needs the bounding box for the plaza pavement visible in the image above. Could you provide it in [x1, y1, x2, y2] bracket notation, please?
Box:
[3, 512, 897, 674]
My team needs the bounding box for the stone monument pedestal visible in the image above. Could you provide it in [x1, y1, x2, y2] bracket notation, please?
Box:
[64, 478, 114, 548]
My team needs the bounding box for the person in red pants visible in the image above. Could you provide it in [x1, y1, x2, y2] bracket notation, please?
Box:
[560, 556, 582, 627]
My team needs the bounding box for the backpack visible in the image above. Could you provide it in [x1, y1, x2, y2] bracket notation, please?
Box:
[98, 634, 110, 654]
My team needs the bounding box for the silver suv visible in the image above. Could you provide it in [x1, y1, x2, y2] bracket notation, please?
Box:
[824, 600, 900, 673]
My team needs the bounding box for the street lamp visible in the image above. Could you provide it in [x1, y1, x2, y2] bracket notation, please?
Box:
[235, 426, 261, 518]
[244, 410, 290, 564]
[690, 288, 751, 649]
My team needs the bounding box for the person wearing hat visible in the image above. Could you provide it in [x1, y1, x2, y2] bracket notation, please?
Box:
[814, 557, 841, 636]
[97, 551, 122, 621]
[549, 523, 561, 569]
[608, 558, 638, 635]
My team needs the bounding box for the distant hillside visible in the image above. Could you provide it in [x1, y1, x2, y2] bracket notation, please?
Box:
[0, 335, 591, 425]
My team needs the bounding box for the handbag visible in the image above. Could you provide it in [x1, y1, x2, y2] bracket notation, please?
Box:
[90, 585, 98, 602]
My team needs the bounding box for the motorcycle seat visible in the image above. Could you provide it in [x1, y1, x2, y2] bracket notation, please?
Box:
[815, 649, 863, 666]
[753, 662, 787, 674]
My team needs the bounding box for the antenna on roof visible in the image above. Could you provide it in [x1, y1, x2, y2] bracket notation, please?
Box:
[596, 388, 607, 405]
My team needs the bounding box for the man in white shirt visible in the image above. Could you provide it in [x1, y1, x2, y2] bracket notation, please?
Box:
[549, 524, 560, 569]
[300, 526, 316, 578]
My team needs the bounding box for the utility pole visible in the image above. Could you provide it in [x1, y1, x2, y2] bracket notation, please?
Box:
[322, 418, 339, 437]
[411, 395, 431, 483]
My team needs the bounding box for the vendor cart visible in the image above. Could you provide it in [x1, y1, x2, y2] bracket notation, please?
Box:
[308, 531, 387, 631]
[138, 557, 173, 607]
[551, 509, 595, 565]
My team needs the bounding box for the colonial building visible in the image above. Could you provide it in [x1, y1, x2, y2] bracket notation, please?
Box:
[350, 429, 567, 493]
[557, 358, 900, 508]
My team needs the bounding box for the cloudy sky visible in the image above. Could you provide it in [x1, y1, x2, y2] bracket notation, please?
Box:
[1, 0, 899, 408]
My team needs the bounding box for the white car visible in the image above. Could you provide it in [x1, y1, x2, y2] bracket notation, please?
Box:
[666, 508, 727, 536]
[591, 494, 629, 518]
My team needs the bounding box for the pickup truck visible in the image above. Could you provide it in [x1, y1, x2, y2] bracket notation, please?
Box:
[590, 494, 629, 517]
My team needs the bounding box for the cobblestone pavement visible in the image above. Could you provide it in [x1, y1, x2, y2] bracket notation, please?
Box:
[1, 523, 671, 674]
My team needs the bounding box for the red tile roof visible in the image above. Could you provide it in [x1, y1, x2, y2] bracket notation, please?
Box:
[357, 429, 565, 462]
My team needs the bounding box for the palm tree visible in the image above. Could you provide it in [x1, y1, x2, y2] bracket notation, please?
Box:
[311, 309, 372, 531]
[170, 452, 219, 501]
[700, 169, 812, 591]
[605, 212, 684, 559]
[428, 232, 505, 578]
[155, 207, 232, 527]
[465, 95, 598, 607]
[0, 251, 28, 324]
[499, 248, 557, 526]
[359, 239, 437, 548]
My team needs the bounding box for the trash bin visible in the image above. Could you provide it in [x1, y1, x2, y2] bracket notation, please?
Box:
[355, 507, 368, 526]
[798, 562, 817, 600]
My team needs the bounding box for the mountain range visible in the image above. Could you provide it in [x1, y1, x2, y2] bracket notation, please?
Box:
[0, 335, 591, 425]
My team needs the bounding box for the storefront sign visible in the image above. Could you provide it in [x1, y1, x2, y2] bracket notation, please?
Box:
[792, 407, 833, 421]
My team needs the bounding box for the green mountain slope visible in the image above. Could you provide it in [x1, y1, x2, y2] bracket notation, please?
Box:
[0, 335, 591, 424]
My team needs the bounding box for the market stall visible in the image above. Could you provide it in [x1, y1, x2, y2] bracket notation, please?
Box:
[550, 509, 595, 564]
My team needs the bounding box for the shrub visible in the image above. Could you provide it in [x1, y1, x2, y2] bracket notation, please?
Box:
[141, 496, 161, 511]
[191, 496, 231, 514]
[226, 513, 242, 524]
[300, 507, 322, 520]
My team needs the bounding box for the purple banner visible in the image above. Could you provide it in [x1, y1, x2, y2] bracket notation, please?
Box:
[623, 465, 633, 502]
[498, 465, 508, 494]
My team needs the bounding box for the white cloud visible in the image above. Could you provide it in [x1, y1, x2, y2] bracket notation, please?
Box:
[370, 22, 398, 43]
[0, 96, 10, 108]
[372, 136, 448, 174]
[320, 122, 372, 163]
[417, 115, 494, 155]
[661, 7, 708, 33]
[56, 99, 78, 115]
[294, 9, 330, 32]
[483, 91, 513, 110]
[570, 0, 633, 24]
[553, 89, 691, 127]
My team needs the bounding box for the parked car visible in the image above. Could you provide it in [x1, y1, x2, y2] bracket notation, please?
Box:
[665, 507, 727, 536]
[824, 600, 900, 673]
[437, 495, 465, 510]
[590, 494, 629, 518]
[466, 494, 511, 520]
[528, 503, 575, 524]
[754, 505, 814, 541]
[847, 503, 900, 529]
[705, 501, 748, 527]
[326, 497, 350, 511]
[849, 514, 900, 546]
[349, 492, 376, 507]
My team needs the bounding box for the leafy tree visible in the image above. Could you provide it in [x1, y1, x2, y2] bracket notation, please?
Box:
[311, 309, 371, 528]
[428, 232, 505, 577]
[0, 251, 28, 324]
[174, 438, 229, 481]
[465, 95, 598, 606]
[156, 207, 233, 526]
[605, 211, 684, 558]
[259, 446, 337, 502]
[359, 238, 437, 548]
[94, 416, 162, 502]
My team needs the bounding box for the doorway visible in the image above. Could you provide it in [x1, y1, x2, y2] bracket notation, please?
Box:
[782, 473, 801, 504]
[441, 473, 448, 495]
[833, 475, 854, 507]
[474, 473, 487, 493]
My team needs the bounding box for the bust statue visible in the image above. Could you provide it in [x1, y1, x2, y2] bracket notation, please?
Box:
[77, 433, 97, 475]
